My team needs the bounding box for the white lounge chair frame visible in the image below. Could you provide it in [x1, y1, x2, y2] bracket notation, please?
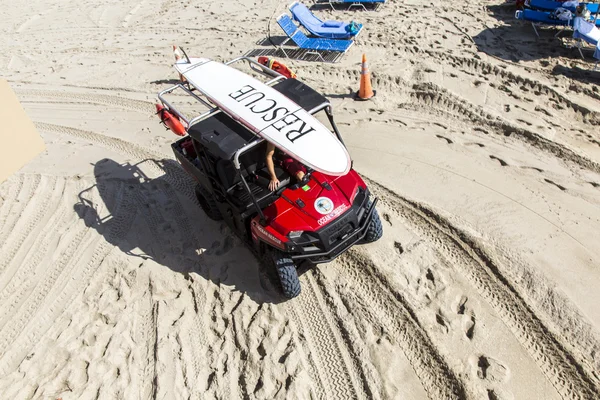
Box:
[276, 24, 352, 63]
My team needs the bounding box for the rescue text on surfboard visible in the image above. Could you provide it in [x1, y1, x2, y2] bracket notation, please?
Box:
[229, 85, 315, 143]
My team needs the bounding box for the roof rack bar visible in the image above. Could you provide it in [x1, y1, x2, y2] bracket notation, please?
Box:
[158, 83, 192, 127]
[307, 102, 345, 146]
[160, 57, 289, 131]
[307, 102, 331, 115]
[178, 84, 215, 110]
[233, 137, 264, 170]
[158, 82, 220, 129]
[226, 56, 287, 86]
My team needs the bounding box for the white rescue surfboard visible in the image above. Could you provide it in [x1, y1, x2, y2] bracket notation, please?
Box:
[175, 58, 351, 176]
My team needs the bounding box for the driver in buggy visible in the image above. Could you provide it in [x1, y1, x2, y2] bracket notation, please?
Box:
[266, 142, 306, 191]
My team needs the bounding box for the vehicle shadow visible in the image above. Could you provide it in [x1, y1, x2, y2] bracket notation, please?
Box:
[73, 157, 287, 304]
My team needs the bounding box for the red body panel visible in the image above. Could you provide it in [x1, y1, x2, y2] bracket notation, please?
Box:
[251, 170, 366, 247]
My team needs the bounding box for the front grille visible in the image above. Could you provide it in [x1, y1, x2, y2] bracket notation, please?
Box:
[328, 223, 353, 245]
[321, 212, 353, 237]
[318, 210, 358, 249]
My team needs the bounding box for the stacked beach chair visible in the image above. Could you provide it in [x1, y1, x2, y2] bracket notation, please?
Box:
[273, 1, 383, 62]
[515, 0, 600, 67]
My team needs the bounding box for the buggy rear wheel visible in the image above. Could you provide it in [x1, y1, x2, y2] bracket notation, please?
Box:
[195, 185, 222, 221]
[362, 205, 383, 244]
[267, 250, 301, 299]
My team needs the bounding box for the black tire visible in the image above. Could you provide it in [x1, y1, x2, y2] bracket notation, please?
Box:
[195, 185, 222, 221]
[269, 250, 301, 298]
[362, 207, 383, 244]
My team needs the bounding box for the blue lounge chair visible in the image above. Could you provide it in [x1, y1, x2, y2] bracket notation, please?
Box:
[526, 0, 599, 14]
[516, 8, 600, 36]
[289, 2, 363, 39]
[276, 14, 354, 62]
[573, 17, 600, 68]
[328, 0, 387, 11]
[515, 9, 573, 36]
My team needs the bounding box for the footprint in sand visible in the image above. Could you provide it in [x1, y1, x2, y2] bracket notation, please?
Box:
[383, 212, 392, 226]
[543, 179, 567, 191]
[463, 313, 476, 340]
[486, 388, 514, 400]
[435, 309, 450, 334]
[215, 235, 234, 256]
[394, 241, 404, 255]
[473, 355, 510, 383]
[489, 155, 509, 167]
[465, 142, 485, 148]
[455, 295, 468, 315]
[436, 135, 453, 144]
[520, 166, 544, 173]
[454, 295, 476, 340]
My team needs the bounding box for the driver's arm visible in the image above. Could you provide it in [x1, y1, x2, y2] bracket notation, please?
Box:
[265, 142, 279, 190]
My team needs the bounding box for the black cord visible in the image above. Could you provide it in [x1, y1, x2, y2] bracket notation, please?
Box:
[180, 47, 191, 64]
[266, 0, 280, 49]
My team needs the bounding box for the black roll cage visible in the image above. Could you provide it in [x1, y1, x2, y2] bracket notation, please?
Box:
[158, 55, 347, 225]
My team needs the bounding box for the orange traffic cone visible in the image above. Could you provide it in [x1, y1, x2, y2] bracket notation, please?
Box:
[173, 45, 186, 82]
[356, 53, 375, 101]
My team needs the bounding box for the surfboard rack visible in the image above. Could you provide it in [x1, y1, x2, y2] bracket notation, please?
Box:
[157, 57, 287, 130]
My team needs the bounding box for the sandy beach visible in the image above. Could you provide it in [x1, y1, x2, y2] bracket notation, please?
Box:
[1, 0, 600, 398]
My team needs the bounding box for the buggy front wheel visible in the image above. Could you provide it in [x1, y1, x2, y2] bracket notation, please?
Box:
[267, 250, 301, 299]
[362, 207, 383, 244]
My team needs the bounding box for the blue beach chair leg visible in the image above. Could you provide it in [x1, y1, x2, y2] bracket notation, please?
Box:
[531, 23, 540, 38]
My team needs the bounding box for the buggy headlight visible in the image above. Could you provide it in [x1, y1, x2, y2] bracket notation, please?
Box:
[288, 230, 304, 239]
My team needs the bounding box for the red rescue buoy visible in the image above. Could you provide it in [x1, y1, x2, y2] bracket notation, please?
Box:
[155, 103, 186, 136]
[258, 56, 296, 79]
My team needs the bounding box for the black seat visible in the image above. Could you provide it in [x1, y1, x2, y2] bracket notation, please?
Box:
[216, 142, 290, 210]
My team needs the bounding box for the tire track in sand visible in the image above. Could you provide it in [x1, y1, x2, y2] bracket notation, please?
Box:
[16, 89, 154, 114]
[133, 184, 215, 399]
[0, 175, 25, 232]
[286, 273, 375, 400]
[331, 250, 467, 399]
[0, 174, 40, 249]
[303, 272, 386, 400]
[0, 177, 73, 328]
[0, 176, 57, 278]
[365, 177, 600, 399]
[0, 179, 138, 375]
[405, 83, 600, 174]
[300, 67, 600, 174]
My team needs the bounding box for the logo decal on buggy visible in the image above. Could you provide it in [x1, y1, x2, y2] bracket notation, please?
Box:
[314, 197, 334, 215]
[254, 223, 282, 245]
[317, 204, 349, 226]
